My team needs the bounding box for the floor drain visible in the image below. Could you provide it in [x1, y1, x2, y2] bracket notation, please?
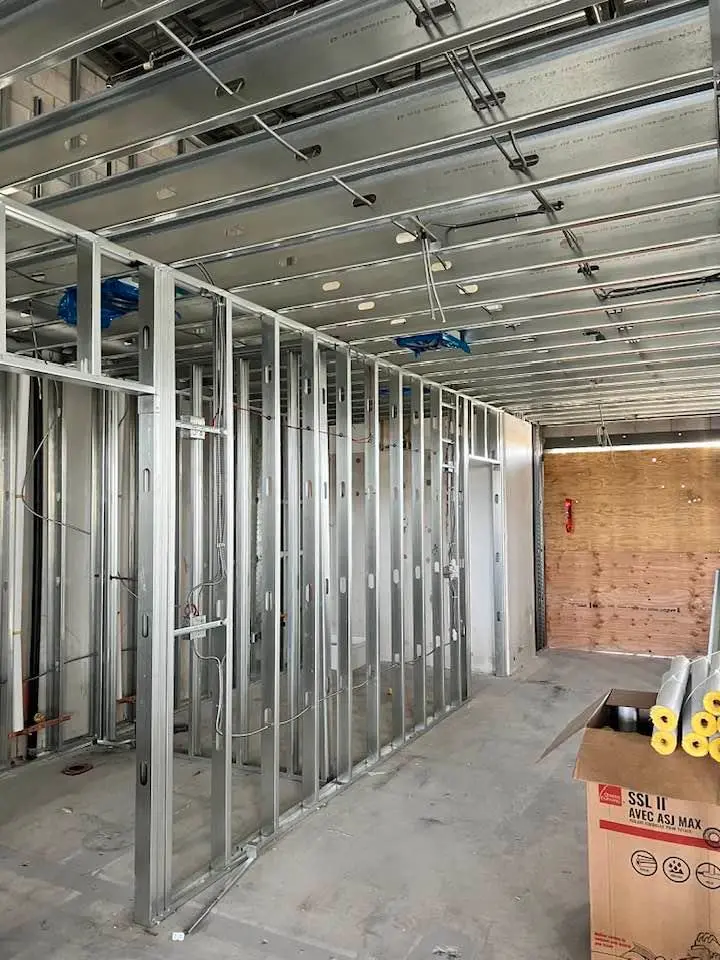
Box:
[62, 762, 93, 777]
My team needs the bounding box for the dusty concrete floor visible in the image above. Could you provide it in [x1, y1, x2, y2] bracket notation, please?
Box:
[0, 650, 666, 960]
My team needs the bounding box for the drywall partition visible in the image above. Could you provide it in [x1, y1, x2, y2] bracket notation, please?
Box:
[500, 414, 536, 676]
[544, 446, 720, 655]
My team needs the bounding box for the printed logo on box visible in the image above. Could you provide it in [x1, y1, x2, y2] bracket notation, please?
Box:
[598, 784, 623, 806]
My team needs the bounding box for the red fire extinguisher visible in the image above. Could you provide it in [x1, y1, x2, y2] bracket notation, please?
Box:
[564, 498, 574, 534]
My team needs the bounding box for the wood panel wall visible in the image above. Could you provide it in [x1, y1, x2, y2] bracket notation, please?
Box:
[543, 447, 720, 656]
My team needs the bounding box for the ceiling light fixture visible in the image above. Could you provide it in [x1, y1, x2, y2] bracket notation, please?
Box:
[458, 283, 479, 295]
[395, 231, 415, 244]
[358, 301, 375, 311]
[322, 280, 341, 292]
[390, 317, 407, 326]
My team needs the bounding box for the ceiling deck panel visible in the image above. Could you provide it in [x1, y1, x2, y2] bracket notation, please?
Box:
[89, 98, 716, 267]
[23, 5, 710, 233]
[6, 106, 715, 303]
[0, 0, 205, 89]
[0, 0, 594, 188]
[269, 236, 720, 329]
[226, 204, 720, 310]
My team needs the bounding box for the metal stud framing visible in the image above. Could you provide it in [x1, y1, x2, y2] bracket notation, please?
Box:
[301, 332, 321, 802]
[389, 370, 405, 743]
[0, 193, 492, 926]
[364, 360, 381, 761]
[260, 317, 281, 835]
[429, 385, 444, 717]
[134, 265, 176, 926]
[335, 350, 353, 782]
[410, 379, 426, 730]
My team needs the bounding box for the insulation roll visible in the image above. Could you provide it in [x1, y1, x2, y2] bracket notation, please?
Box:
[651, 730, 677, 756]
[703, 651, 720, 716]
[682, 731, 710, 757]
[688, 658, 717, 736]
[650, 656, 691, 731]
[710, 736, 720, 764]
[682, 660, 710, 756]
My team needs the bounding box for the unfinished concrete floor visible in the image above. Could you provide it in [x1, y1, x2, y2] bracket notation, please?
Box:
[0, 650, 667, 960]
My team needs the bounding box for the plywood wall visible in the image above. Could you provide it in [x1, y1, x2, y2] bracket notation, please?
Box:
[543, 447, 720, 656]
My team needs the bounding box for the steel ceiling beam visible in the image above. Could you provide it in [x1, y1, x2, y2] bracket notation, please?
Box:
[5, 127, 714, 305]
[22, 5, 709, 233]
[0, 0, 206, 91]
[0, 0, 596, 188]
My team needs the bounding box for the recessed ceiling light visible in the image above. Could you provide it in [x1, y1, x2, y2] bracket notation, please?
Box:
[322, 280, 341, 292]
[0, 186, 20, 196]
[483, 302, 503, 312]
[19, 311, 30, 318]
[395, 231, 415, 245]
[431, 259, 452, 273]
[459, 283, 479, 295]
[358, 301, 375, 311]
[390, 317, 407, 325]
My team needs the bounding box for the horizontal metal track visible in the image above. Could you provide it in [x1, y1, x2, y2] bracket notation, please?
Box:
[25, 5, 710, 236]
[0, 0, 594, 188]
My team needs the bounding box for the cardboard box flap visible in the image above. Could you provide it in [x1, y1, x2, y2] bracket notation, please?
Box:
[538, 692, 610, 761]
[575, 727, 720, 803]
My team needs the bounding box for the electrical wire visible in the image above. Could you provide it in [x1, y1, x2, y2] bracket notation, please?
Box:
[19, 383, 91, 536]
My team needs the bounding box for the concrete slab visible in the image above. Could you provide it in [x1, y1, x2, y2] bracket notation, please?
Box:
[0, 650, 667, 960]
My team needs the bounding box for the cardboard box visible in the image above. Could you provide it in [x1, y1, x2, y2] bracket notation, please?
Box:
[549, 689, 720, 960]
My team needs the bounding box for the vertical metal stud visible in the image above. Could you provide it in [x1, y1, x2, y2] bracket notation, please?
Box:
[0, 202, 6, 354]
[365, 361, 380, 760]
[0, 372, 13, 767]
[458, 397, 470, 701]
[101, 391, 121, 742]
[76, 240, 102, 377]
[40, 379, 63, 752]
[532, 425, 546, 652]
[492, 414, 508, 677]
[234, 358, 252, 766]
[211, 297, 234, 866]
[285, 352, 301, 775]
[389, 371, 405, 743]
[260, 318, 281, 834]
[188, 365, 204, 758]
[449, 396, 462, 706]
[410, 379, 426, 730]
[134, 266, 176, 927]
[301, 333, 320, 802]
[429, 386, 444, 717]
[317, 354, 332, 781]
[335, 350, 352, 782]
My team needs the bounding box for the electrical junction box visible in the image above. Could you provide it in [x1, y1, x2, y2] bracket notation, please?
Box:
[545, 689, 720, 960]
